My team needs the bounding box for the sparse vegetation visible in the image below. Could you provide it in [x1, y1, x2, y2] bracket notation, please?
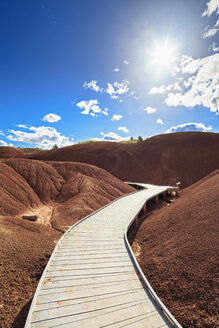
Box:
[52, 144, 58, 150]
[78, 140, 102, 144]
[120, 139, 138, 144]
[16, 147, 45, 153]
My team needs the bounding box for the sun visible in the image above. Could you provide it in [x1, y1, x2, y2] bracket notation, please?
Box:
[149, 40, 177, 70]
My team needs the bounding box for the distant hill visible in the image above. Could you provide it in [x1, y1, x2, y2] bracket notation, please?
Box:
[3, 131, 217, 189]
[16, 147, 45, 153]
[0, 134, 218, 327]
[0, 146, 26, 158]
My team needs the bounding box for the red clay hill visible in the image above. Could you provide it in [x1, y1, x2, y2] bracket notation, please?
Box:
[0, 158, 134, 231]
[0, 158, 134, 328]
[5, 131, 216, 189]
[0, 132, 218, 327]
[0, 146, 26, 158]
[132, 169, 219, 328]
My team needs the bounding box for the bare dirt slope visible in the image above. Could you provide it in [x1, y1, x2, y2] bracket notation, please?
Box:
[0, 158, 134, 230]
[0, 146, 26, 158]
[132, 170, 219, 328]
[0, 132, 218, 327]
[0, 158, 134, 328]
[0, 216, 61, 328]
[10, 131, 218, 189]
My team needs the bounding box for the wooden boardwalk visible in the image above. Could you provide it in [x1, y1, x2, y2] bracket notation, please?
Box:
[25, 184, 182, 328]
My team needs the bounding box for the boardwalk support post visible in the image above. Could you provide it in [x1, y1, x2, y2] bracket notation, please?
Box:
[176, 182, 181, 197]
[170, 190, 176, 197]
[133, 215, 138, 227]
[143, 203, 147, 214]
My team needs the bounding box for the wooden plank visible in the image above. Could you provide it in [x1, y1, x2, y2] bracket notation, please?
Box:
[34, 289, 149, 318]
[40, 272, 138, 289]
[25, 183, 180, 328]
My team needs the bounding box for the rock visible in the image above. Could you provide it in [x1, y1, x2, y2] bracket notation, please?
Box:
[22, 215, 37, 222]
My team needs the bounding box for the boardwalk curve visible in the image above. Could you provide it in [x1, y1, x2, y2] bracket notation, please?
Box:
[25, 183, 182, 328]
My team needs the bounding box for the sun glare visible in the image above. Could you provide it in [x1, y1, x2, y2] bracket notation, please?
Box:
[149, 40, 177, 70]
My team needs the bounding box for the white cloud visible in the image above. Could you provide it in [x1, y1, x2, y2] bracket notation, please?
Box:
[209, 42, 219, 51]
[203, 27, 218, 38]
[0, 130, 5, 136]
[43, 113, 61, 123]
[157, 119, 164, 125]
[102, 108, 109, 116]
[114, 81, 129, 94]
[202, 1, 219, 38]
[172, 65, 180, 76]
[92, 131, 130, 142]
[0, 140, 8, 146]
[166, 122, 212, 133]
[123, 60, 129, 65]
[150, 53, 219, 114]
[111, 94, 119, 99]
[149, 81, 182, 95]
[149, 85, 166, 94]
[106, 83, 115, 96]
[169, 80, 183, 92]
[130, 91, 143, 100]
[202, 0, 219, 17]
[7, 126, 74, 149]
[83, 79, 129, 100]
[83, 80, 102, 92]
[17, 124, 28, 129]
[76, 99, 108, 116]
[183, 80, 191, 88]
[106, 80, 129, 99]
[91, 105, 101, 113]
[179, 55, 201, 74]
[114, 68, 119, 72]
[111, 114, 123, 121]
[118, 126, 129, 133]
[144, 106, 157, 114]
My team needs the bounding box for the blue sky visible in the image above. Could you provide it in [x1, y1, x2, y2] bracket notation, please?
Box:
[0, 0, 219, 148]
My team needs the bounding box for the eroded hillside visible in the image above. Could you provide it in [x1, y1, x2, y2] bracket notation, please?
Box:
[0, 158, 134, 328]
[15, 131, 219, 189]
[132, 170, 219, 328]
[0, 158, 134, 231]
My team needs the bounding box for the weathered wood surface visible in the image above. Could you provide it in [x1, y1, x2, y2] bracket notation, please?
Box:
[25, 184, 181, 328]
